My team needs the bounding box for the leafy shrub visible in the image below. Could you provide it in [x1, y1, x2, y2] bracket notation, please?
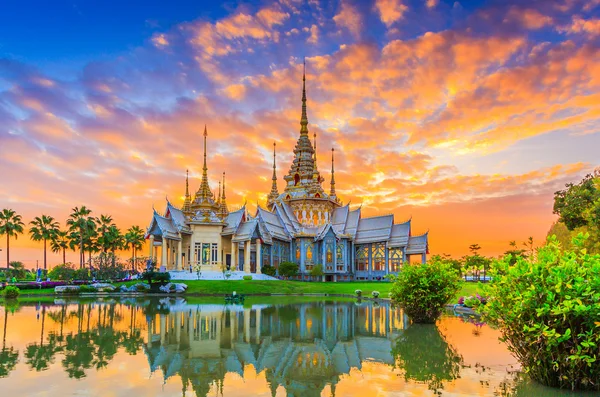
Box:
[278, 261, 298, 278]
[462, 295, 487, 308]
[243, 275, 253, 280]
[261, 265, 276, 277]
[384, 274, 397, 283]
[355, 289, 362, 297]
[79, 285, 97, 293]
[153, 272, 171, 283]
[2, 286, 20, 299]
[484, 234, 600, 391]
[73, 268, 91, 281]
[309, 264, 324, 278]
[390, 259, 460, 324]
[48, 263, 75, 281]
[372, 291, 380, 298]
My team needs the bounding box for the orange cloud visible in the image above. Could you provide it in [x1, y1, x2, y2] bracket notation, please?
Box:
[333, 1, 363, 37]
[375, 0, 409, 27]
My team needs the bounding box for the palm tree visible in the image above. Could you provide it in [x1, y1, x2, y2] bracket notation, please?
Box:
[124, 226, 145, 272]
[50, 229, 70, 265]
[0, 209, 25, 271]
[96, 214, 114, 266]
[66, 206, 92, 269]
[106, 225, 124, 266]
[29, 215, 60, 270]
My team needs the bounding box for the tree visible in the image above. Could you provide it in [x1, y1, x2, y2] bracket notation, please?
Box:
[553, 173, 599, 230]
[51, 229, 70, 265]
[124, 226, 145, 272]
[0, 209, 25, 271]
[106, 225, 124, 266]
[504, 240, 526, 266]
[29, 215, 60, 270]
[553, 172, 600, 253]
[67, 206, 93, 269]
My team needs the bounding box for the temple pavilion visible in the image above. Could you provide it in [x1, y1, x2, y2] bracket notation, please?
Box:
[145, 66, 429, 281]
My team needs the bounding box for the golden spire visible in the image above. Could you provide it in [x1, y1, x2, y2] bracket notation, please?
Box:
[330, 148, 336, 197]
[196, 125, 213, 202]
[183, 169, 192, 213]
[313, 132, 317, 167]
[300, 58, 308, 135]
[217, 180, 222, 206]
[220, 172, 229, 217]
[268, 142, 280, 207]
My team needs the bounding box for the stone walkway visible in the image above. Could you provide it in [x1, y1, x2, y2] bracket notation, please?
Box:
[169, 270, 278, 281]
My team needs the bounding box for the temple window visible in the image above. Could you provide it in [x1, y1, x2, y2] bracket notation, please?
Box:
[315, 193, 320, 198]
[372, 243, 385, 271]
[306, 242, 314, 270]
[262, 244, 271, 267]
[211, 243, 218, 265]
[325, 239, 334, 271]
[336, 240, 345, 271]
[295, 242, 301, 262]
[294, 174, 300, 185]
[355, 245, 368, 271]
[389, 247, 403, 272]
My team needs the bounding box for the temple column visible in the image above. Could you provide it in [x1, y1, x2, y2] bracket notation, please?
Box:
[231, 241, 237, 271]
[148, 235, 154, 258]
[244, 240, 251, 273]
[177, 236, 182, 271]
[256, 239, 262, 274]
[161, 237, 167, 269]
[244, 308, 251, 343]
[160, 314, 166, 345]
[255, 308, 261, 344]
[176, 312, 181, 345]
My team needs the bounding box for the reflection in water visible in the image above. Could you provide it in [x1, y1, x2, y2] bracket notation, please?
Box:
[144, 299, 408, 397]
[0, 299, 597, 397]
[392, 324, 463, 393]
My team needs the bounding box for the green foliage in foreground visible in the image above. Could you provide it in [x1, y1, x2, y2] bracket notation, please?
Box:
[390, 258, 461, 323]
[392, 324, 463, 393]
[2, 285, 20, 299]
[278, 261, 298, 278]
[484, 234, 600, 391]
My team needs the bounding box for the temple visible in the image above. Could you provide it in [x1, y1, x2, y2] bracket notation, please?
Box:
[145, 64, 429, 280]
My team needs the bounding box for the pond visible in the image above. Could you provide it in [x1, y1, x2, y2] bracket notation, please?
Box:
[0, 297, 594, 396]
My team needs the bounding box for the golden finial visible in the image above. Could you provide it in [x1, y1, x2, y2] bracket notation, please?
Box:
[330, 148, 336, 197]
[300, 58, 308, 135]
[268, 141, 279, 207]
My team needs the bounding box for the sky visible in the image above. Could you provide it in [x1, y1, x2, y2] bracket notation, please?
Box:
[1, 0, 600, 267]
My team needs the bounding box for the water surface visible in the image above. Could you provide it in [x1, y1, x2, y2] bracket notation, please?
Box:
[0, 298, 593, 396]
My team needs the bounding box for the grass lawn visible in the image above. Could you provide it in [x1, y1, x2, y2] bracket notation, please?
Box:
[4, 280, 488, 303]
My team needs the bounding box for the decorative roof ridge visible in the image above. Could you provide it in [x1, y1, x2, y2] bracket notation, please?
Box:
[360, 213, 395, 220]
[395, 216, 412, 225]
[409, 230, 429, 238]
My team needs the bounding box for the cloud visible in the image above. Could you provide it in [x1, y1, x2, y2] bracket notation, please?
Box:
[560, 15, 600, 36]
[426, 0, 439, 9]
[333, 1, 363, 37]
[374, 0, 409, 26]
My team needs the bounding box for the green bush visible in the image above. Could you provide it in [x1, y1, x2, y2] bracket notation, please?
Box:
[153, 272, 171, 283]
[278, 261, 298, 278]
[261, 264, 276, 277]
[73, 268, 91, 281]
[243, 275, 252, 280]
[48, 263, 75, 281]
[390, 259, 460, 324]
[2, 286, 20, 299]
[484, 234, 600, 391]
[309, 264, 324, 278]
[78, 285, 98, 293]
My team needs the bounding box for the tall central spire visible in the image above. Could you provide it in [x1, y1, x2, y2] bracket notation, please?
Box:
[330, 148, 337, 199]
[300, 58, 309, 135]
[196, 125, 212, 201]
